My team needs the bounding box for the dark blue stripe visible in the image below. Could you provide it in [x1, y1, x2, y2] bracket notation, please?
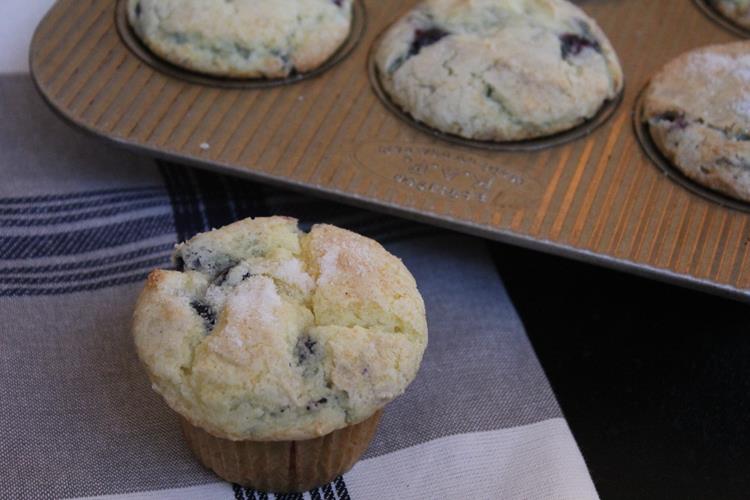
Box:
[0, 214, 174, 260]
[232, 484, 245, 500]
[0, 186, 164, 205]
[322, 483, 335, 500]
[191, 168, 236, 231]
[160, 163, 208, 242]
[0, 255, 169, 284]
[159, 161, 272, 242]
[333, 477, 350, 500]
[0, 199, 170, 226]
[0, 243, 174, 274]
[375, 226, 441, 244]
[219, 167, 270, 220]
[0, 272, 149, 297]
[244, 488, 257, 500]
[309, 487, 323, 500]
[261, 191, 438, 239]
[0, 192, 169, 215]
[262, 195, 440, 243]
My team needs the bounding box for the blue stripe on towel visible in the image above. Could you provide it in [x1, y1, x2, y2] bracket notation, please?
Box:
[0, 215, 174, 259]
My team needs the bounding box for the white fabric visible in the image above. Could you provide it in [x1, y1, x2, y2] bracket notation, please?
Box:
[73, 482, 235, 500]
[0, 0, 55, 73]
[73, 419, 598, 500]
[347, 418, 598, 500]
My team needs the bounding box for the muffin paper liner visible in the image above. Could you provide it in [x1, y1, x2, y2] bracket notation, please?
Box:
[180, 411, 382, 493]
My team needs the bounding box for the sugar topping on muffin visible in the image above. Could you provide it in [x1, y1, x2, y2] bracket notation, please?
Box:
[132, 216, 428, 441]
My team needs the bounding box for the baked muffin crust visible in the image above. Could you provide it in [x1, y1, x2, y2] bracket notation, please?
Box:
[643, 41, 750, 202]
[712, 0, 750, 30]
[133, 217, 428, 441]
[374, 0, 623, 141]
[127, 0, 353, 78]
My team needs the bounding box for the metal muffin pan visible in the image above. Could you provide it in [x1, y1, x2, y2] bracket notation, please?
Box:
[30, 0, 750, 301]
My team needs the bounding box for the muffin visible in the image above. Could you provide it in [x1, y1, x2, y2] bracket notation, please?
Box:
[127, 0, 354, 79]
[712, 0, 750, 30]
[643, 41, 750, 202]
[132, 216, 428, 492]
[373, 0, 623, 142]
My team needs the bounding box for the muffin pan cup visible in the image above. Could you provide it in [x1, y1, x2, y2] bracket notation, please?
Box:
[693, 0, 750, 39]
[633, 88, 750, 215]
[30, 0, 750, 302]
[366, 34, 625, 153]
[115, 0, 368, 89]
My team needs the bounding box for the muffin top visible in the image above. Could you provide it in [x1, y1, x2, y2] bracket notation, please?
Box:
[127, 0, 353, 79]
[374, 0, 623, 141]
[713, 0, 750, 30]
[643, 41, 750, 202]
[133, 216, 428, 441]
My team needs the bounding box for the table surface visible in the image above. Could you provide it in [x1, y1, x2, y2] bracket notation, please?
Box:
[494, 242, 750, 500]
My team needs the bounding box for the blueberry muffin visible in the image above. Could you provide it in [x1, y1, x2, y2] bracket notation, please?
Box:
[132, 216, 428, 491]
[712, 0, 750, 30]
[127, 0, 354, 79]
[643, 42, 750, 203]
[374, 0, 623, 142]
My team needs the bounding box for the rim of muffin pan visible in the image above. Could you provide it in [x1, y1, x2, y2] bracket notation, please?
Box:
[366, 31, 624, 153]
[633, 86, 750, 213]
[115, 0, 367, 89]
[693, 0, 750, 39]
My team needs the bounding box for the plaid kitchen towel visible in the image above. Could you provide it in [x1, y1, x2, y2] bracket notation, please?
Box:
[0, 34, 598, 500]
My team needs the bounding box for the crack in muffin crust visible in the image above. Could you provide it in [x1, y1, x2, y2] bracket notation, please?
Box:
[133, 217, 428, 441]
[374, 0, 623, 142]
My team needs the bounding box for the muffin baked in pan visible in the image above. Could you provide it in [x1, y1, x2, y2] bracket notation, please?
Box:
[373, 0, 623, 142]
[127, 0, 355, 79]
[712, 0, 750, 30]
[642, 41, 750, 203]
